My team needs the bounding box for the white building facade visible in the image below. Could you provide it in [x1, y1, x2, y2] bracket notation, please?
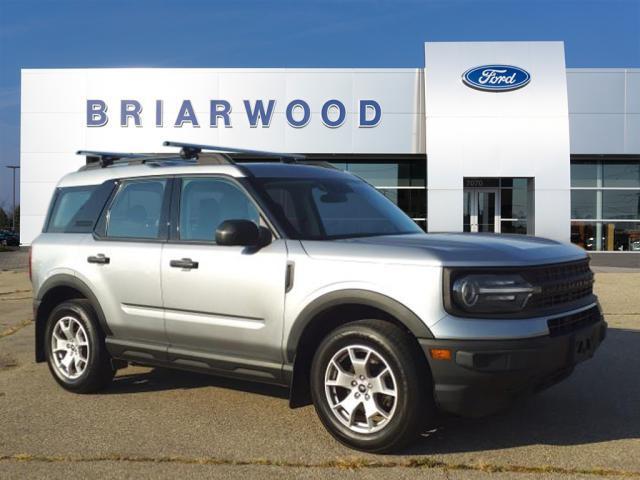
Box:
[20, 41, 640, 251]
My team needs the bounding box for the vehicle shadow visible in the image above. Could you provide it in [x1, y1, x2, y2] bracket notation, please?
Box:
[105, 328, 639, 453]
[108, 367, 289, 400]
[407, 327, 640, 454]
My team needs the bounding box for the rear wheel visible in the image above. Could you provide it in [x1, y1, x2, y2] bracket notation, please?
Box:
[44, 299, 115, 393]
[310, 319, 434, 453]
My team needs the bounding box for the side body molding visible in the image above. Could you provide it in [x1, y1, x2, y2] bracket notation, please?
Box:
[285, 289, 434, 364]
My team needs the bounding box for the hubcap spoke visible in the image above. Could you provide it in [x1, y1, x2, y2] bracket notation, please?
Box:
[335, 392, 361, 426]
[50, 316, 90, 380]
[326, 361, 356, 389]
[324, 344, 398, 435]
[369, 368, 397, 397]
[60, 320, 74, 340]
[348, 348, 369, 378]
[60, 352, 74, 369]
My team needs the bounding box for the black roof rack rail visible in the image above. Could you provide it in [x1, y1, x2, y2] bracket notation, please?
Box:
[77, 150, 183, 170]
[77, 150, 147, 168]
[163, 141, 306, 163]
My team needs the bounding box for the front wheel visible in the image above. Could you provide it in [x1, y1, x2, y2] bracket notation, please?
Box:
[310, 319, 435, 453]
[44, 299, 115, 393]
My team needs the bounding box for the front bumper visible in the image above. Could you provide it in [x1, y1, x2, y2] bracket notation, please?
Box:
[420, 306, 607, 417]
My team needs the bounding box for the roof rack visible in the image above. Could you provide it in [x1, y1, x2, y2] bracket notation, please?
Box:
[163, 141, 306, 163]
[77, 150, 154, 169]
[76, 142, 333, 172]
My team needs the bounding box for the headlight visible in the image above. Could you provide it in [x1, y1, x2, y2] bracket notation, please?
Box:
[451, 274, 540, 314]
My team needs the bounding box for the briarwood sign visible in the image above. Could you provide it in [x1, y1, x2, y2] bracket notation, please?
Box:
[86, 99, 382, 129]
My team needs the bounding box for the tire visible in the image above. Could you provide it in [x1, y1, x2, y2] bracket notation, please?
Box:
[310, 319, 435, 453]
[44, 299, 115, 393]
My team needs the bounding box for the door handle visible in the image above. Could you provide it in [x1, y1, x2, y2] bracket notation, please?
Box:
[87, 254, 110, 264]
[170, 258, 199, 269]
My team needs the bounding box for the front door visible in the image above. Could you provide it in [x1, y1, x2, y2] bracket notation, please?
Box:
[463, 189, 500, 233]
[161, 176, 287, 380]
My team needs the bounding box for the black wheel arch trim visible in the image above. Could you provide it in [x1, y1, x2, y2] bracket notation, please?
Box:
[285, 289, 433, 364]
[34, 274, 111, 362]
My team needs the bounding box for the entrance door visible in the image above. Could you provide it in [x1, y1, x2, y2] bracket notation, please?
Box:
[463, 189, 499, 233]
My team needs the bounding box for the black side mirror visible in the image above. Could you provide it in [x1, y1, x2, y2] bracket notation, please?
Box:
[216, 219, 271, 247]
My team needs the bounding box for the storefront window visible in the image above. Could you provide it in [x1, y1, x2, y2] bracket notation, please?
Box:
[379, 188, 426, 220]
[331, 157, 427, 230]
[571, 161, 598, 187]
[500, 178, 531, 234]
[501, 220, 528, 234]
[602, 190, 640, 219]
[501, 187, 528, 220]
[570, 157, 640, 251]
[603, 222, 640, 251]
[571, 221, 599, 251]
[571, 190, 598, 219]
[332, 160, 425, 187]
[603, 162, 640, 188]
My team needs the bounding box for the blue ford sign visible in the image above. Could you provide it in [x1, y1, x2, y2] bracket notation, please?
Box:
[462, 65, 531, 92]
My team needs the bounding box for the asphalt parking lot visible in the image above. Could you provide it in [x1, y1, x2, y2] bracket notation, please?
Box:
[1, 251, 639, 479]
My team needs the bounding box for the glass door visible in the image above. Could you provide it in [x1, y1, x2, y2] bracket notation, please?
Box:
[463, 189, 499, 233]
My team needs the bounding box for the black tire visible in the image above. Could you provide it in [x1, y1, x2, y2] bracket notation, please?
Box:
[310, 319, 435, 453]
[44, 299, 115, 393]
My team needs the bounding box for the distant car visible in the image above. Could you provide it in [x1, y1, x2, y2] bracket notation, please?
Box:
[31, 141, 606, 453]
[0, 229, 19, 247]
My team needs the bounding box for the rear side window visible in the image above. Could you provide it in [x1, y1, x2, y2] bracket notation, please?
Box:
[106, 179, 167, 239]
[46, 183, 115, 233]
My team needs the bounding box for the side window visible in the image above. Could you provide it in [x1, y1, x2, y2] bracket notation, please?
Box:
[179, 178, 259, 242]
[106, 179, 167, 239]
[47, 186, 97, 233]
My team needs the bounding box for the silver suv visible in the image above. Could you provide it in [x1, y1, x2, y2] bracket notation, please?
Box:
[31, 142, 606, 452]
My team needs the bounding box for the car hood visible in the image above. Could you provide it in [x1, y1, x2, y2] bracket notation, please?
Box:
[300, 233, 587, 267]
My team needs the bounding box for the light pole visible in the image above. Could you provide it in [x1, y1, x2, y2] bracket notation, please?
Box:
[5, 165, 19, 232]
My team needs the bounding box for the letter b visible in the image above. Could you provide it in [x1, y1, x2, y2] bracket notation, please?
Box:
[87, 100, 108, 127]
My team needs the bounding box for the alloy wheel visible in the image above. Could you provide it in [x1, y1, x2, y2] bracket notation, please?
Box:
[50, 316, 90, 380]
[324, 344, 398, 434]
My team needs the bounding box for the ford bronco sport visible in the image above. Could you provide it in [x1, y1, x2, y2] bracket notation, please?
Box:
[31, 141, 606, 452]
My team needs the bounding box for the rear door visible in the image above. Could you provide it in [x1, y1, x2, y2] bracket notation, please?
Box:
[160, 176, 287, 380]
[79, 176, 172, 358]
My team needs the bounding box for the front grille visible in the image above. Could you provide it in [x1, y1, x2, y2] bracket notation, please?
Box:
[547, 306, 601, 337]
[524, 259, 594, 310]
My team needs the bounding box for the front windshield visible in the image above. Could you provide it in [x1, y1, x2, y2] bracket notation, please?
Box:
[252, 176, 423, 240]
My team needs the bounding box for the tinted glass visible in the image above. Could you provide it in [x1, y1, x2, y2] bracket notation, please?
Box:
[602, 222, 640, 251]
[501, 187, 528, 220]
[379, 189, 426, 219]
[255, 177, 422, 240]
[501, 220, 527, 234]
[603, 162, 640, 188]
[602, 190, 640, 219]
[47, 186, 97, 233]
[179, 178, 259, 242]
[571, 161, 598, 187]
[500, 178, 528, 189]
[571, 190, 598, 219]
[107, 179, 167, 239]
[332, 160, 426, 187]
[571, 221, 599, 250]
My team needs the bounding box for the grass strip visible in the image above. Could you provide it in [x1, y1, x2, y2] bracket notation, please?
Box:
[1, 453, 639, 477]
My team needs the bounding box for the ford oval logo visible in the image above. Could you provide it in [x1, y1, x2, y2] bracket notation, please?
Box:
[462, 65, 531, 92]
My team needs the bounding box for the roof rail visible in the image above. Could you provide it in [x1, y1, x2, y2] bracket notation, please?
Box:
[77, 150, 150, 168]
[163, 141, 305, 163]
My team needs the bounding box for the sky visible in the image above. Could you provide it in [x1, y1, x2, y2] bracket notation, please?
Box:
[0, 0, 639, 209]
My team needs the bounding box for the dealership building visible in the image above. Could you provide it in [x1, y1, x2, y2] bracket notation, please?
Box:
[20, 41, 640, 251]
